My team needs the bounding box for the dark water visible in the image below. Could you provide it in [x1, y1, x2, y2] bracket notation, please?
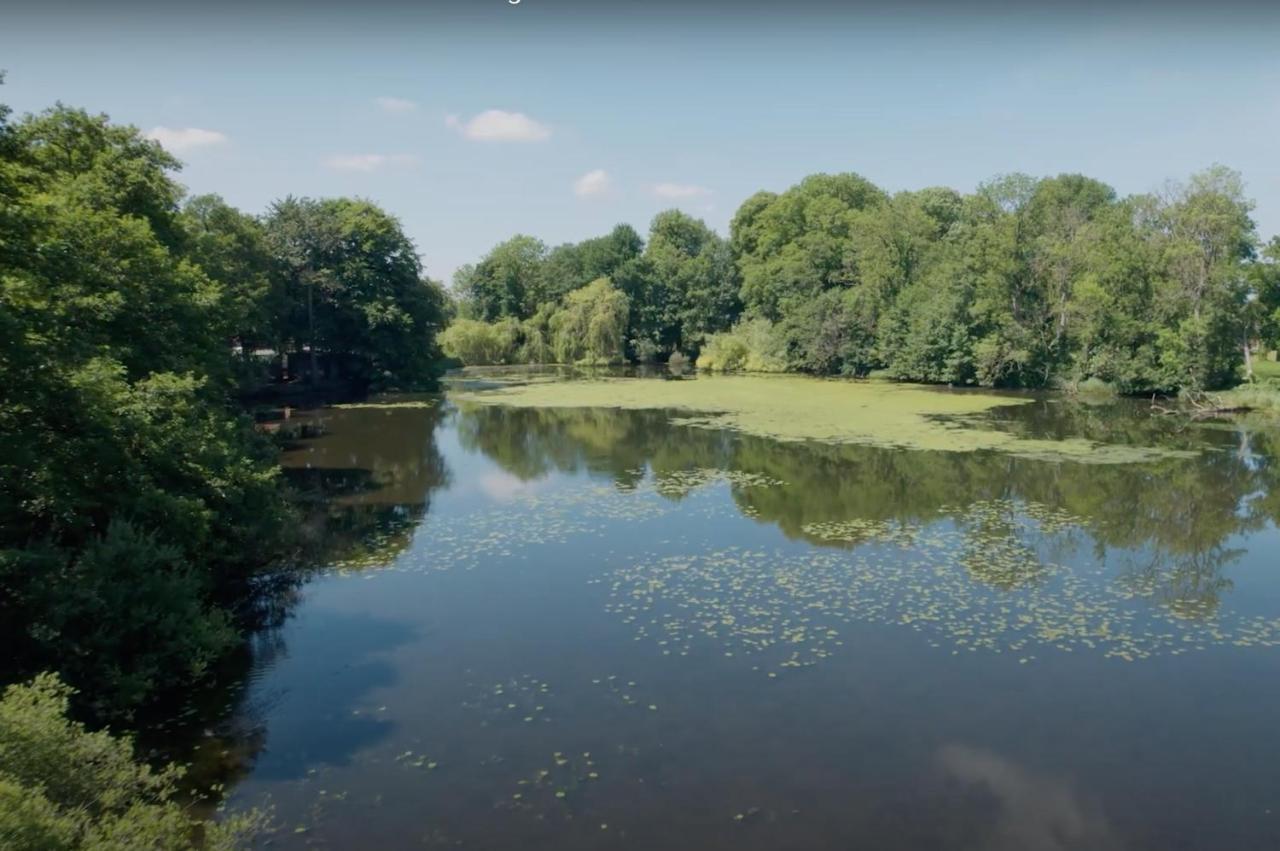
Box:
[196, 377, 1280, 850]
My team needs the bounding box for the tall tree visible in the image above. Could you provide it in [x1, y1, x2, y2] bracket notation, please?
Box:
[734, 172, 887, 319]
[265, 197, 446, 387]
[454, 234, 548, 321]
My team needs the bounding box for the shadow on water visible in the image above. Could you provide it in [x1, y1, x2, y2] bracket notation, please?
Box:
[152, 396, 452, 797]
[228, 607, 418, 782]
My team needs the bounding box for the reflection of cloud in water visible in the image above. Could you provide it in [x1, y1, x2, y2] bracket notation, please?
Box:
[478, 471, 543, 502]
[937, 744, 1123, 851]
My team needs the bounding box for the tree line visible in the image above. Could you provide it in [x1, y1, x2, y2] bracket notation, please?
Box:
[0, 91, 454, 845]
[445, 170, 1280, 394]
[0, 95, 448, 719]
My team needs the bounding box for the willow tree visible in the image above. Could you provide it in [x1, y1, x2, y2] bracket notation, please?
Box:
[550, 278, 630, 365]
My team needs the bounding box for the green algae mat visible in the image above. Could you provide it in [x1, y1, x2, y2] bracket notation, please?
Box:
[451, 373, 1192, 464]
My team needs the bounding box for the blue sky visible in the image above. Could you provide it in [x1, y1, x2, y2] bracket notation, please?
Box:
[3, 1, 1279, 285]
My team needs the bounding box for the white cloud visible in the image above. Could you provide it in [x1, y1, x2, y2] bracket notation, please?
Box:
[445, 110, 551, 142]
[323, 153, 419, 172]
[573, 169, 611, 198]
[478, 471, 542, 502]
[651, 182, 713, 200]
[144, 127, 228, 152]
[375, 96, 418, 114]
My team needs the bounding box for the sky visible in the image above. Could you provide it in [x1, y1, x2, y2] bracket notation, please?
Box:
[3, 0, 1279, 285]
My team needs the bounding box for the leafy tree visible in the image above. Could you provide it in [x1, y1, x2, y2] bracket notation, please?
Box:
[775, 287, 877, 376]
[1, 99, 292, 718]
[644, 210, 738, 353]
[1250, 237, 1280, 354]
[735, 173, 887, 319]
[1146, 166, 1256, 389]
[180, 194, 283, 351]
[264, 197, 446, 387]
[543, 224, 643, 301]
[878, 263, 977, 385]
[0, 673, 262, 849]
[453, 234, 548, 320]
[439, 317, 520, 365]
[696, 318, 787, 372]
[5, 107, 224, 383]
[550, 278, 630, 365]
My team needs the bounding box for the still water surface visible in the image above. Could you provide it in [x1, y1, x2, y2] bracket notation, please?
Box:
[199, 372, 1280, 849]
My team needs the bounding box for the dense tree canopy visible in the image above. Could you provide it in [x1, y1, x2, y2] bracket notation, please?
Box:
[264, 196, 448, 388]
[0, 96, 449, 723]
[444, 167, 1271, 394]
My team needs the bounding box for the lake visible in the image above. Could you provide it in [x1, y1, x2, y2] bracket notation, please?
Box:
[188, 369, 1280, 849]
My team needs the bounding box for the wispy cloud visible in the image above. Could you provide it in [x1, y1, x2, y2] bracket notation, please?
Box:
[144, 126, 227, 152]
[445, 110, 551, 142]
[477, 471, 543, 502]
[323, 153, 419, 172]
[573, 169, 611, 198]
[651, 182, 712, 200]
[375, 96, 418, 114]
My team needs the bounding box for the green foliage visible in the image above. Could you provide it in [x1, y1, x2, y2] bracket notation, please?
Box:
[264, 196, 447, 389]
[453, 234, 549, 321]
[180, 194, 283, 351]
[734, 172, 888, 320]
[549, 278, 630, 365]
[518, 303, 557, 364]
[440, 278, 630, 367]
[641, 210, 738, 353]
[0, 357, 288, 715]
[0, 673, 262, 850]
[696, 319, 787, 372]
[543, 224, 643, 302]
[439, 317, 520, 365]
[878, 273, 976, 384]
[775, 288, 877, 376]
[0, 99, 296, 719]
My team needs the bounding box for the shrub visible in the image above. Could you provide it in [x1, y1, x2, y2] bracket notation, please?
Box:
[0, 673, 264, 850]
[438, 318, 519, 365]
[775, 288, 877, 376]
[696, 319, 787, 372]
[549, 278, 630, 365]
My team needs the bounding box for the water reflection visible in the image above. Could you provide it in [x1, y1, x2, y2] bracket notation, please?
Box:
[936, 744, 1122, 851]
[171, 387, 1280, 849]
[280, 399, 451, 567]
[454, 401, 1280, 617]
[160, 398, 452, 796]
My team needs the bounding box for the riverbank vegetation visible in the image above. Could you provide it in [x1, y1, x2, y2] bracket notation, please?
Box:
[5, 77, 1280, 846]
[0, 88, 448, 730]
[445, 171, 1280, 397]
[0, 674, 260, 849]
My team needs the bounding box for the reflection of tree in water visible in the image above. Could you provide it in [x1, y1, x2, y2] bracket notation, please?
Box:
[453, 400, 1280, 613]
[956, 511, 1052, 591]
[455, 403, 729, 494]
[153, 398, 451, 804]
[1118, 546, 1242, 620]
[280, 401, 451, 567]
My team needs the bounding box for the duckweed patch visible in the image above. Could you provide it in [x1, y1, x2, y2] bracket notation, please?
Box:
[321, 468, 776, 574]
[330, 399, 440, 410]
[452, 374, 1196, 463]
[463, 675, 557, 726]
[605, 499, 1280, 668]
